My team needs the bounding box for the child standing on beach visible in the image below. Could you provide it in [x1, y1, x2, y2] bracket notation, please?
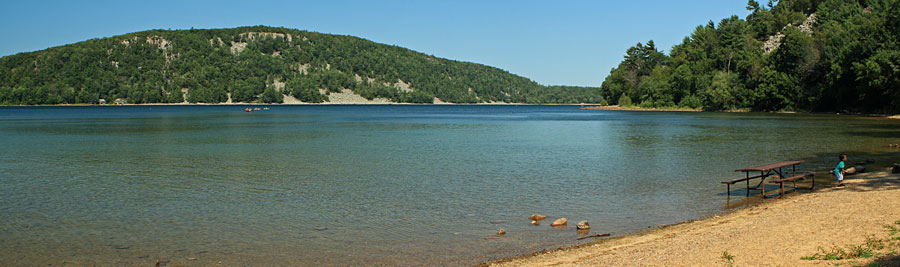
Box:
[835, 154, 847, 187]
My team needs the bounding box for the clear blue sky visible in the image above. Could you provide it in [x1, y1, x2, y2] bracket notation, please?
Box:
[0, 0, 750, 87]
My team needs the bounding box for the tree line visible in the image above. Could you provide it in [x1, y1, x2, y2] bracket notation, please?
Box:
[601, 0, 900, 113]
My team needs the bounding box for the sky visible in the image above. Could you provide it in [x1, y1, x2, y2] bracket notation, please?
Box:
[0, 0, 751, 87]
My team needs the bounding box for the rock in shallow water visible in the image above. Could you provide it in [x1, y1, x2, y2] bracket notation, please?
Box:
[531, 220, 540, 225]
[576, 221, 590, 230]
[497, 228, 506, 235]
[550, 218, 567, 226]
[529, 214, 547, 221]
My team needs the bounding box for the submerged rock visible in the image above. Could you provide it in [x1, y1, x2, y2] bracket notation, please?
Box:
[529, 214, 547, 221]
[497, 228, 506, 235]
[531, 220, 540, 225]
[576, 221, 590, 230]
[490, 220, 505, 224]
[551, 218, 567, 226]
[892, 163, 899, 174]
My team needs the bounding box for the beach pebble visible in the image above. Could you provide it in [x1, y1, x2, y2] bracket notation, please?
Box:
[576, 221, 590, 230]
[497, 228, 506, 235]
[531, 220, 540, 225]
[529, 214, 547, 221]
[314, 227, 328, 231]
[187, 257, 198, 261]
[550, 218, 567, 226]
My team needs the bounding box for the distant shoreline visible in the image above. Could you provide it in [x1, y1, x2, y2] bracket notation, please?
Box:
[0, 102, 598, 107]
[3, 104, 899, 118]
[578, 105, 703, 112]
[580, 105, 900, 118]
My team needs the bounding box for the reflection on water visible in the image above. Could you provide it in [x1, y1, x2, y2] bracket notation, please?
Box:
[0, 105, 898, 265]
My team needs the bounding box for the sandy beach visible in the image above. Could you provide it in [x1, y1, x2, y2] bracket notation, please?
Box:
[489, 169, 900, 266]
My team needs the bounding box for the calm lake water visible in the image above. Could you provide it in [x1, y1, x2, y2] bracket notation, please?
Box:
[1, 105, 899, 266]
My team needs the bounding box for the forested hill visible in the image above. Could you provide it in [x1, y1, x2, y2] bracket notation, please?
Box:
[0, 26, 601, 105]
[601, 0, 900, 113]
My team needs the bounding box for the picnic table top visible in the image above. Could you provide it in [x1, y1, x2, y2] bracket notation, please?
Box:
[735, 160, 804, 172]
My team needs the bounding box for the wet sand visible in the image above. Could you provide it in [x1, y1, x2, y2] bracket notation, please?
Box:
[489, 170, 900, 266]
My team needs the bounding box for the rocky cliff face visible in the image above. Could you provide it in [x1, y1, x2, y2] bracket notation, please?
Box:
[763, 13, 817, 54]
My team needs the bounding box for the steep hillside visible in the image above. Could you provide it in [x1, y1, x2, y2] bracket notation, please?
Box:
[0, 26, 601, 105]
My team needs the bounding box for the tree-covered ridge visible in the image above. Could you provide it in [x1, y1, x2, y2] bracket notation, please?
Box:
[0, 26, 602, 105]
[601, 0, 900, 113]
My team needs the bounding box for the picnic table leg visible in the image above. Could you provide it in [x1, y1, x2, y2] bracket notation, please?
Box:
[809, 173, 815, 190]
[780, 181, 785, 198]
[745, 172, 750, 196]
[761, 171, 766, 198]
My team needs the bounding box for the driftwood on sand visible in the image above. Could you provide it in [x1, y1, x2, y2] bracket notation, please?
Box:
[576, 233, 611, 240]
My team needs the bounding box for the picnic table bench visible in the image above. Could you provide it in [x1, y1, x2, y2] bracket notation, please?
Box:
[768, 172, 815, 198]
[723, 160, 814, 198]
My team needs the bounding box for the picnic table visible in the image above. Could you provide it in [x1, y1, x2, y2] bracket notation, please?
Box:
[723, 160, 814, 198]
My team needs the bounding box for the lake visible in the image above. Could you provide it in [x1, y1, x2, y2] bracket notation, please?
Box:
[1, 105, 898, 266]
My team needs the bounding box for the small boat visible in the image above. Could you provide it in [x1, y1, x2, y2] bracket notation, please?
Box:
[244, 108, 252, 112]
[253, 107, 261, 111]
[263, 107, 270, 110]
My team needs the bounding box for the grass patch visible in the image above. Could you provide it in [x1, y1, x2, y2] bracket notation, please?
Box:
[803, 219, 900, 264]
[847, 244, 875, 258]
[721, 250, 735, 266]
[884, 224, 899, 236]
[866, 235, 886, 250]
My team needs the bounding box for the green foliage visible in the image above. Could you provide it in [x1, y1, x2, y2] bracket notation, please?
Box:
[285, 76, 326, 103]
[600, 0, 900, 113]
[0, 25, 602, 105]
[618, 94, 632, 106]
[721, 250, 735, 266]
[259, 87, 283, 103]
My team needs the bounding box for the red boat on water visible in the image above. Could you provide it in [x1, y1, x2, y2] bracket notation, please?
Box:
[244, 108, 252, 112]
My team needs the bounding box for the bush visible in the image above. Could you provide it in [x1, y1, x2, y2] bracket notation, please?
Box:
[618, 94, 632, 106]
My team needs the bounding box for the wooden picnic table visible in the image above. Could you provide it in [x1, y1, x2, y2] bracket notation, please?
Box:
[724, 160, 813, 197]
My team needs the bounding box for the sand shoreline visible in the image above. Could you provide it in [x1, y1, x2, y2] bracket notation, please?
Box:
[487, 169, 900, 266]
